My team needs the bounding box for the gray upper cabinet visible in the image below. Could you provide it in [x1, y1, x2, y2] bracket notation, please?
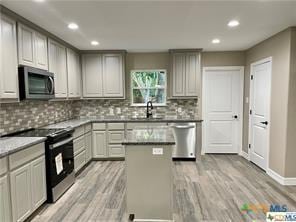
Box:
[171, 51, 201, 98]
[17, 23, 48, 70]
[0, 14, 18, 100]
[102, 54, 124, 97]
[82, 53, 125, 98]
[67, 48, 81, 98]
[82, 54, 103, 97]
[48, 39, 68, 98]
[172, 53, 186, 97]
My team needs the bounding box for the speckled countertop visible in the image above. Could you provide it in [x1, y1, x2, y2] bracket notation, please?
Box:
[122, 126, 175, 145]
[43, 117, 203, 129]
[0, 137, 47, 158]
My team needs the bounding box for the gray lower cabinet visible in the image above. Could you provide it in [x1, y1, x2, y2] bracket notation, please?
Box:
[73, 124, 93, 173]
[10, 163, 32, 222]
[9, 143, 46, 222]
[92, 131, 107, 158]
[74, 150, 86, 173]
[108, 131, 125, 157]
[0, 175, 11, 222]
[31, 156, 47, 211]
[85, 132, 92, 163]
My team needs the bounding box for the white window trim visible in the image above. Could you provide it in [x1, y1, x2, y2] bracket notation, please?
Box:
[130, 69, 167, 106]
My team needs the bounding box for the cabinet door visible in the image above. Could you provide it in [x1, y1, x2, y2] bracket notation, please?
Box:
[0, 15, 18, 99]
[75, 52, 81, 97]
[0, 175, 11, 222]
[18, 23, 35, 67]
[85, 132, 92, 162]
[67, 48, 76, 97]
[67, 48, 81, 98]
[82, 54, 103, 97]
[172, 53, 186, 97]
[48, 39, 68, 98]
[102, 54, 124, 97]
[92, 131, 107, 158]
[31, 156, 46, 211]
[34, 31, 48, 70]
[185, 53, 199, 97]
[10, 163, 32, 222]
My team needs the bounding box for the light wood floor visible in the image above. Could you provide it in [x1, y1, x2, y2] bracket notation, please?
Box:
[31, 155, 296, 222]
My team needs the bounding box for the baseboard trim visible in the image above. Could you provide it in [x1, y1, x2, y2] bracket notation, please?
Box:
[240, 151, 249, 160]
[267, 168, 296, 186]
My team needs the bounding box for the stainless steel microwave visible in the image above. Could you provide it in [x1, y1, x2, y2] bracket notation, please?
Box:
[19, 66, 55, 100]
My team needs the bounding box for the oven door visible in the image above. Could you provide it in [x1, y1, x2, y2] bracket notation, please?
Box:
[48, 137, 74, 188]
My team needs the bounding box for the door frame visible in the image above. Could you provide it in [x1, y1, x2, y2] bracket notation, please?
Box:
[201, 66, 244, 155]
[248, 57, 272, 170]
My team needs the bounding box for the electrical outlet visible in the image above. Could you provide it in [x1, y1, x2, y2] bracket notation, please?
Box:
[152, 148, 163, 155]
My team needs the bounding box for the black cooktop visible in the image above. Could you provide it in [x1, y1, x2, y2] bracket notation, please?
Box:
[6, 128, 73, 138]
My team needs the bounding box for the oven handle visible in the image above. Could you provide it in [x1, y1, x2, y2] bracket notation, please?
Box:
[50, 137, 73, 149]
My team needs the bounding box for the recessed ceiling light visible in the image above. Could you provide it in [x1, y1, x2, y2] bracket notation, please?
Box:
[228, 20, 240, 27]
[33, 0, 45, 2]
[212, 38, 220, 44]
[91, 41, 99, 46]
[68, 23, 79, 30]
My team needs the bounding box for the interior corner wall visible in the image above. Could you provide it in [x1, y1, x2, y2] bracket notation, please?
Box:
[244, 28, 292, 176]
[285, 27, 296, 177]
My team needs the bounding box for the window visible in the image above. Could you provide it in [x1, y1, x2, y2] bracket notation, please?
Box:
[131, 70, 167, 106]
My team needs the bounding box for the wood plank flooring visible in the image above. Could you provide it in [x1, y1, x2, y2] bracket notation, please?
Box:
[31, 155, 296, 222]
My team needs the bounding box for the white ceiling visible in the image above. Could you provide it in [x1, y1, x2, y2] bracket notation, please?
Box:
[2, 0, 296, 52]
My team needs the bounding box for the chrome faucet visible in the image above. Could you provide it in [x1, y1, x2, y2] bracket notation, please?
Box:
[146, 101, 153, 118]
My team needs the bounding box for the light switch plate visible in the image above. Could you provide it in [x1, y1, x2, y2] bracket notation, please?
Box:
[152, 148, 163, 155]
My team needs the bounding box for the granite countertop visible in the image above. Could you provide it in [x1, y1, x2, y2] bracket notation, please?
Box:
[43, 117, 203, 129]
[122, 126, 175, 146]
[0, 137, 47, 158]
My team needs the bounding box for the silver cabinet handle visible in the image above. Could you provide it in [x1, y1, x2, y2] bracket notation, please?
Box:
[51, 137, 73, 149]
[171, 125, 195, 129]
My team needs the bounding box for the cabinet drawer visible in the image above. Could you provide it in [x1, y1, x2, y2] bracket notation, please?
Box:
[108, 123, 124, 130]
[84, 124, 92, 133]
[73, 136, 85, 155]
[108, 131, 125, 144]
[9, 143, 45, 170]
[74, 150, 86, 173]
[73, 126, 85, 138]
[93, 123, 106, 130]
[0, 157, 7, 176]
[109, 145, 125, 157]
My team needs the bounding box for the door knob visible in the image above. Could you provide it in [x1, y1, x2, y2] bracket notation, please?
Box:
[261, 121, 268, 125]
[233, 115, 238, 119]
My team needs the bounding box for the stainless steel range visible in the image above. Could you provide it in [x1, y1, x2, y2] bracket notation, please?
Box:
[7, 128, 75, 203]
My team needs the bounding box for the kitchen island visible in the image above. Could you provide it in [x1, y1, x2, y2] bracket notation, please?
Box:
[122, 126, 175, 221]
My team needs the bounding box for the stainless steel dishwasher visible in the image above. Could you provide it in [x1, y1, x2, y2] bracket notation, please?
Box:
[170, 122, 196, 160]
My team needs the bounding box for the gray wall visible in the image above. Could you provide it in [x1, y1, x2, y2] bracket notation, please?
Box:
[244, 28, 292, 177]
[201, 51, 245, 67]
[285, 27, 296, 177]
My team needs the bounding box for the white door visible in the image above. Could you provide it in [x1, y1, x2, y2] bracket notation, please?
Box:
[202, 67, 244, 154]
[249, 58, 272, 170]
[34, 31, 48, 70]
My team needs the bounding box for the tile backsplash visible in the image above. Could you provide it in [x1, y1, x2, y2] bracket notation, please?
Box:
[72, 99, 198, 119]
[0, 99, 198, 136]
[0, 100, 74, 136]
